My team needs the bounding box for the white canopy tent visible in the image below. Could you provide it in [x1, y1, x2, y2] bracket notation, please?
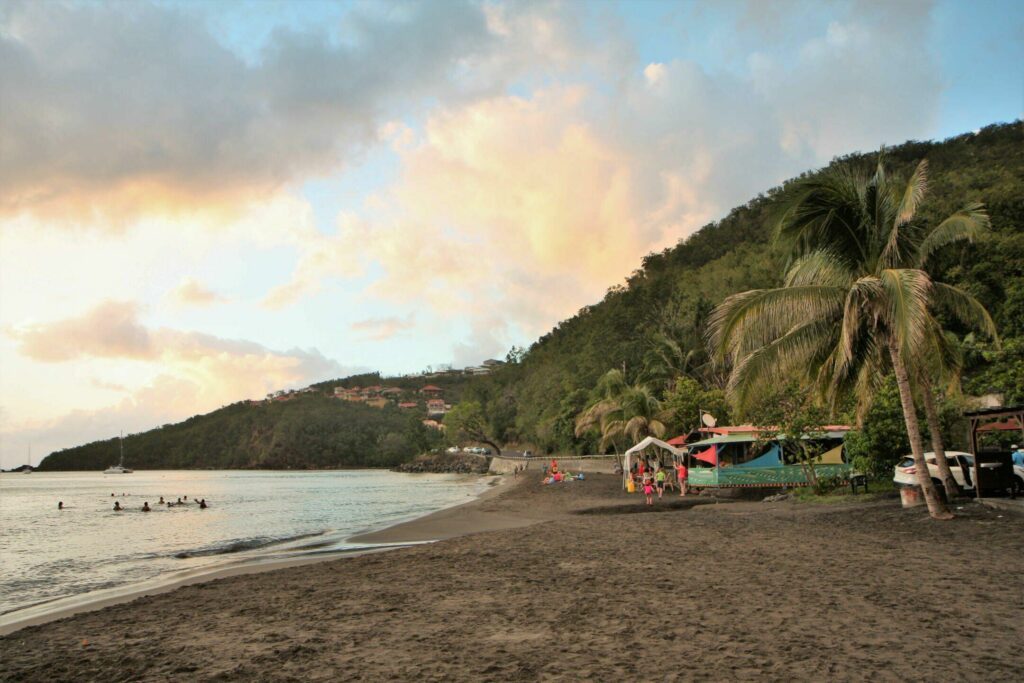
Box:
[623, 436, 687, 476]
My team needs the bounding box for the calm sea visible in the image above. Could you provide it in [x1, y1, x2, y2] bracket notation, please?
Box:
[0, 470, 488, 618]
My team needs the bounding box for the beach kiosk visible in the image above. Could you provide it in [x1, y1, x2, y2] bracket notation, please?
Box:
[682, 426, 851, 489]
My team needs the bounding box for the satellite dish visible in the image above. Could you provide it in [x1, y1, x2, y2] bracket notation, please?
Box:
[701, 412, 717, 428]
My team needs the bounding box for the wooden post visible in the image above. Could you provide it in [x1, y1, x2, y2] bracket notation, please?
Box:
[970, 417, 982, 503]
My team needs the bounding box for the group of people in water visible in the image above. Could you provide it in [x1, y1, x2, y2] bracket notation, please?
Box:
[57, 494, 209, 511]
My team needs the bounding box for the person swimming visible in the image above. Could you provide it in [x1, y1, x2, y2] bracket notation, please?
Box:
[142, 502, 151, 512]
[58, 501, 64, 510]
[158, 496, 165, 504]
[199, 499, 207, 509]
[176, 497, 183, 505]
[113, 501, 122, 511]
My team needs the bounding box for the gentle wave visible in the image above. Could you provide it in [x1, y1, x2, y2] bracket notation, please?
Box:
[172, 530, 327, 559]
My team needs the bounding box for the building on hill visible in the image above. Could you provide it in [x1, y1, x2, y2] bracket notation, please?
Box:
[398, 402, 419, 409]
[419, 385, 443, 396]
[422, 419, 444, 431]
[464, 366, 490, 376]
[482, 359, 505, 368]
[426, 398, 449, 416]
[381, 387, 402, 396]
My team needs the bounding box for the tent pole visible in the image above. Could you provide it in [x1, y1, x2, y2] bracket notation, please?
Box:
[971, 418, 982, 503]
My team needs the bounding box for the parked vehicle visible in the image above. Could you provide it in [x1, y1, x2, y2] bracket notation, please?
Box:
[446, 446, 461, 454]
[893, 451, 1022, 499]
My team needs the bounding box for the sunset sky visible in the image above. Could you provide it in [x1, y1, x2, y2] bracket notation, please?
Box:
[1, 0, 1022, 467]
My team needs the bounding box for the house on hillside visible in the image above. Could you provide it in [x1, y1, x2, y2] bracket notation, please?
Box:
[362, 385, 384, 398]
[465, 366, 490, 376]
[381, 387, 402, 397]
[419, 385, 443, 396]
[422, 419, 444, 431]
[426, 398, 449, 416]
[398, 402, 419, 409]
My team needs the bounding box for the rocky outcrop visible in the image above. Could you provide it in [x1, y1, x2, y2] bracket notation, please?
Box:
[392, 453, 491, 474]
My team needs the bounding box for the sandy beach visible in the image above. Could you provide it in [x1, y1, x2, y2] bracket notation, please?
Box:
[2, 473, 1022, 681]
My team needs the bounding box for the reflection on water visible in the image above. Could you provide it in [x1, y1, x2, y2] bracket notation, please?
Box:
[0, 470, 487, 615]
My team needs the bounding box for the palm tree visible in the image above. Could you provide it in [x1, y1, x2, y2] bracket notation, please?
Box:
[709, 156, 994, 519]
[575, 370, 668, 453]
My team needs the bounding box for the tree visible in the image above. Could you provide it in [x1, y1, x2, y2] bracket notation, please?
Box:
[443, 402, 502, 455]
[710, 155, 994, 519]
[660, 376, 731, 436]
[575, 370, 668, 454]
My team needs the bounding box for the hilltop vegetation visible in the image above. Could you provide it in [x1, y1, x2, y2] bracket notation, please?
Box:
[38, 394, 444, 471]
[39, 122, 1022, 471]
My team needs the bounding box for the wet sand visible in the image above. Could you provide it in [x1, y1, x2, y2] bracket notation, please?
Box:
[2, 474, 1022, 681]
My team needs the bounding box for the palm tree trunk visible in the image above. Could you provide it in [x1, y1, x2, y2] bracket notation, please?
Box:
[919, 374, 959, 501]
[887, 338, 952, 520]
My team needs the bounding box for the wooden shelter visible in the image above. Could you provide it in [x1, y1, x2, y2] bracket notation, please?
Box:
[965, 405, 1024, 501]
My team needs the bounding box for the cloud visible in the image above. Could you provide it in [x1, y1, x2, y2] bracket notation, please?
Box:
[169, 277, 226, 307]
[349, 314, 416, 341]
[7, 301, 154, 362]
[265, 1, 943, 362]
[0, 0, 585, 225]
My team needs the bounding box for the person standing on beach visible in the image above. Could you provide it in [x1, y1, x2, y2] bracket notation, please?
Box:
[676, 461, 688, 497]
[655, 468, 667, 499]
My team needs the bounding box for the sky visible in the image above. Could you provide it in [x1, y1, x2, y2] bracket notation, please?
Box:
[0, 0, 1021, 468]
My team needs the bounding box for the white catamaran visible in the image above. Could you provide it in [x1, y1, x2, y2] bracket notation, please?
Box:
[104, 432, 134, 474]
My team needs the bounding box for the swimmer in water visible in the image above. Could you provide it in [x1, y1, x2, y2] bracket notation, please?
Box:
[199, 499, 207, 509]
[58, 501, 64, 510]
[158, 496, 165, 504]
[113, 501, 122, 511]
[142, 502, 151, 512]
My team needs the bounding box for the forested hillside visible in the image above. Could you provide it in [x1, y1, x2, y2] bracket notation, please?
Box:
[467, 122, 1023, 454]
[39, 122, 1022, 470]
[38, 395, 443, 471]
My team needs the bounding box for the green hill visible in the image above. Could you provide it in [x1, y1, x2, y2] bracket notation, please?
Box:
[39, 122, 1023, 470]
[37, 394, 444, 471]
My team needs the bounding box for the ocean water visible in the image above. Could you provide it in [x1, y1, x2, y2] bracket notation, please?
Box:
[0, 470, 489, 617]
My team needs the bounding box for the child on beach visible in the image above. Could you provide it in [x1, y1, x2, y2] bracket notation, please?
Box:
[655, 468, 666, 499]
[643, 477, 654, 505]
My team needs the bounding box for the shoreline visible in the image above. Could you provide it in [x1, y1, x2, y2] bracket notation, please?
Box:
[0, 473, 506, 636]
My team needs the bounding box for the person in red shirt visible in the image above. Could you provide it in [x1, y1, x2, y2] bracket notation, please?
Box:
[676, 461, 688, 497]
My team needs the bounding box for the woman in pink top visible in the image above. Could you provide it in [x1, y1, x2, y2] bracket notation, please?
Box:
[676, 462, 688, 497]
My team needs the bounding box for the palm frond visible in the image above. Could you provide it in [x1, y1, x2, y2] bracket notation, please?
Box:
[929, 282, 999, 342]
[916, 203, 990, 266]
[879, 268, 932, 358]
[895, 159, 928, 227]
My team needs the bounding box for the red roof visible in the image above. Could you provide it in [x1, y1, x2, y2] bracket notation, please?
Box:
[421, 385, 442, 391]
[978, 418, 1022, 432]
